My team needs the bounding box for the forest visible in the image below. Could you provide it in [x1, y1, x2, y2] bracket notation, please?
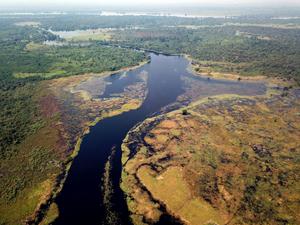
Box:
[111, 25, 300, 83]
[0, 12, 300, 225]
[0, 19, 147, 224]
[2, 14, 297, 82]
[0, 23, 146, 157]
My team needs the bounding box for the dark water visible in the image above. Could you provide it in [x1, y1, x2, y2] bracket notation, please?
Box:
[54, 54, 266, 225]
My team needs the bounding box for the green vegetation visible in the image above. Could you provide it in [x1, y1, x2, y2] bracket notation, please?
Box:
[0, 38, 145, 82]
[112, 26, 300, 83]
[122, 91, 300, 225]
[0, 20, 146, 225]
[9, 13, 296, 83]
[2, 13, 299, 84]
[182, 109, 188, 115]
[0, 83, 42, 157]
[60, 30, 112, 41]
[137, 166, 223, 225]
[40, 203, 59, 225]
[1, 12, 300, 225]
[0, 21, 146, 154]
[102, 148, 121, 225]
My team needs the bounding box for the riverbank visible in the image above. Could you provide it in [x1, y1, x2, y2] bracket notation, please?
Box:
[24, 59, 150, 225]
[27, 52, 292, 225]
[121, 84, 300, 225]
[184, 55, 297, 88]
[49, 53, 251, 225]
[37, 51, 270, 225]
[115, 54, 275, 225]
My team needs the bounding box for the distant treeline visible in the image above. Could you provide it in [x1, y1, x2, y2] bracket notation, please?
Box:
[0, 23, 146, 156]
[111, 25, 300, 83]
[4, 14, 295, 83]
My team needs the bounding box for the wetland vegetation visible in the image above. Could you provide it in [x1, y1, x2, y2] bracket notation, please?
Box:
[0, 7, 300, 225]
[0, 18, 146, 225]
[122, 89, 300, 225]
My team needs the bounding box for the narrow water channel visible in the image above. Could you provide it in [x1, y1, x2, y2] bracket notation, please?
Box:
[54, 53, 266, 225]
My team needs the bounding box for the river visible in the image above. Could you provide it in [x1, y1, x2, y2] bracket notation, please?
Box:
[53, 53, 266, 225]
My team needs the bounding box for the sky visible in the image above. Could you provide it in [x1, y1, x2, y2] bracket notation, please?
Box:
[1, 0, 300, 6]
[1, 0, 300, 9]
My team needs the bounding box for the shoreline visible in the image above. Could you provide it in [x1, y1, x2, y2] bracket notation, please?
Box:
[98, 43, 297, 88]
[120, 84, 299, 225]
[184, 54, 297, 87]
[29, 59, 150, 225]
[33, 49, 295, 225]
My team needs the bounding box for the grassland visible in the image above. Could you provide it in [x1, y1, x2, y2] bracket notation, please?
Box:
[137, 166, 223, 225]
[52, 29, 112, 41]
[121, 85, 300, 225]
[68, 33, 111, 41]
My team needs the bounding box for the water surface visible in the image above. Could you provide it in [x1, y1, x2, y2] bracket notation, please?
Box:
[54, 53, 266, 225]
